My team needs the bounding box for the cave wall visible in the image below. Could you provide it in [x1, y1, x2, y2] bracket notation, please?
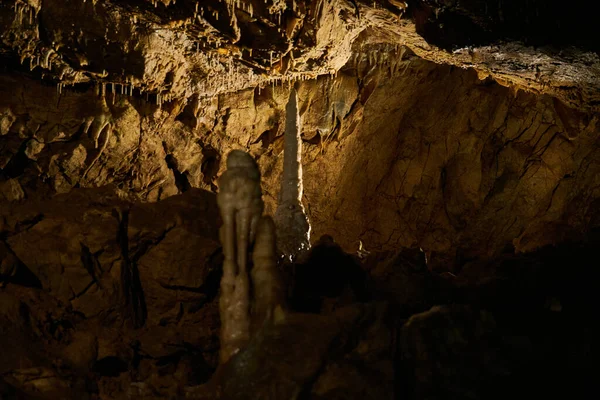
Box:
[300, 54, 600, 266]
[2, 1, 600, 398]
[2, 46, 599, 268]
[1, 187, 223, 398]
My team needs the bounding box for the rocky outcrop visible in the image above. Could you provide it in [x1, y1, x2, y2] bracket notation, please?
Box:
[0, 185, 397, 399]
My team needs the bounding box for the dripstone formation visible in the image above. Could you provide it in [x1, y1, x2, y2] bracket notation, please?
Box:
[1, 1, 599, 399]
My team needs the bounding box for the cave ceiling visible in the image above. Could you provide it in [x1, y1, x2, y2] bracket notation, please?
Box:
[1, 0, 599, 111]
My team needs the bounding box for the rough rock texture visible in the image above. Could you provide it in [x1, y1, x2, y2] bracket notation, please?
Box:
[2, 1, 600, 267]
[2, 0, 600, 111]
[0, 186, 397, 399]
[2, 51, 599, 269]
[300, 54, 600, 268]
[1, 187, 223, 398]
[1, 185, 597, 398]
[1, 0, 600, 398]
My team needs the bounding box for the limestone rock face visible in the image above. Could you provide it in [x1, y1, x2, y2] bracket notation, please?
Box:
[299, 57, 600, 268]
[6, 192, 126, 318]
[2, 1, 600, 266]
[1, 0, 599, 111]
[0, 186, 399, 400]
[1, 0, 600, 398]
[0, 187, 597, 399]
[2, 53, 599, 268]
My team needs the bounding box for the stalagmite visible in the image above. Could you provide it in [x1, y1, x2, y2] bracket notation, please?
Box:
[217, 151, 263, 363]
[250, 216, 285, 332]
[274, 86, 311, 261]
[216, 150, 286, 364]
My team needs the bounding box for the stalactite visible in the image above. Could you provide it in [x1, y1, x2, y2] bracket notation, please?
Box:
[43, 49, 55, 69]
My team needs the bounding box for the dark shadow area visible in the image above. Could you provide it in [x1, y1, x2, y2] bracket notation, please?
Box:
[409, 0, 600, 52]
[290, 235, 371, 313]
[0, 184, 597, 399]
[286, 229, 598, 399]
[92, 356, 129, 377]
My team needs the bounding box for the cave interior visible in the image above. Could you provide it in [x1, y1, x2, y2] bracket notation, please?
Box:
[0, 0, 598, 399]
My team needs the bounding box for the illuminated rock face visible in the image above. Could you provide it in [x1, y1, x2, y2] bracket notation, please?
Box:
[1, 53, 600, 268]
[1, 0, 600, 111]
[2, 0, 600, 265]
[1, 1, 599, 398]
